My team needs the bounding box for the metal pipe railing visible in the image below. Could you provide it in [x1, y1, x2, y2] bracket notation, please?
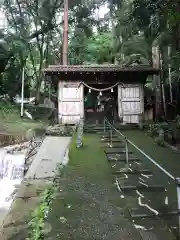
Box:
[104, 118, 175, 180]
[103, 117, 180, 237]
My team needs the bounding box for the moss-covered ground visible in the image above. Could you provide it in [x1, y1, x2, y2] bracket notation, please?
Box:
[120, 129, 180, 237]
[122, 129, 180, 178]
[47, 134, 142, 240]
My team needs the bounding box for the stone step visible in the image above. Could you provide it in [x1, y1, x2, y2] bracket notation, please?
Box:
[84, 127, 110, 131]
[130, 216, 176, 240]
[97, 131, 114, 135]
[129, 208, 179, 219]
[84, 124, 104, 127]
[112, 169, 152, 175]
[116, 124, 140, 130]
[139, 228, 175, 240]
[84, 129, 101, 133]
[101, 140, 122, 143]
[105, 150, 133, 154]
[107, 156, 140, 162]
[101, 145, 125, 149]
[118, 181, 165, 192]
[101, 138, 118, 142]
[101, 135, 118, 139]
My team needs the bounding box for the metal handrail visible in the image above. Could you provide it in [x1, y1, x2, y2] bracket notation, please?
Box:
[104, 117, 175, 181]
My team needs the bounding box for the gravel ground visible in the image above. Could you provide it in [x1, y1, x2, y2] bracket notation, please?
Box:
[47, 172, 142, 240]
[46, 135, 142, 240]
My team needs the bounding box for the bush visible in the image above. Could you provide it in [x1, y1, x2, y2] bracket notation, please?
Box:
[154, 129, 165, 146]
[147, 123, 160, 137]
[176, 115, 180, 129]
[147, 122, 168, 146]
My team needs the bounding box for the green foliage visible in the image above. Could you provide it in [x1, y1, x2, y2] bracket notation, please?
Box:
[0, 0, 179, 101]
[68, 4, 99, 64]
[147, 122, 169, 146]
[154, 128, 165, 146]
[131, 0, 180, 89]
[27, 185, 56, 240]
[147, 123, 160, 137]
[176, 115, 180, 129]
[85, 32, 113, 63]
[0, 0, 62, 100]
[0, 100, 18, 119]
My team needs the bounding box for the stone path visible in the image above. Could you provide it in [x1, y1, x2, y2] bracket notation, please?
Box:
[25, 136, 71, 179]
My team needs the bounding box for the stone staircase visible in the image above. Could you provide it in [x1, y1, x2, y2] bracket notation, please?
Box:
[87, 124, 178, 240]
[84, 123, 139, 133]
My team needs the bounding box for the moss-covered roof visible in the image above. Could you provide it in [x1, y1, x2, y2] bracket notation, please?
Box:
[43, 64, 159, 75]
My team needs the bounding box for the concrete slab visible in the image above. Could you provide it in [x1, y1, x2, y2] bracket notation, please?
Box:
[25, 136, 71, 179]
[16, 180, 52, 198]
[0, 208, 8, 227]
[2, 197, 40, 227]
[0, 180, 52, 237]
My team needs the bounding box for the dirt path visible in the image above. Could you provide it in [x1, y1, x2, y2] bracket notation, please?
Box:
[47, 134, 142, 240]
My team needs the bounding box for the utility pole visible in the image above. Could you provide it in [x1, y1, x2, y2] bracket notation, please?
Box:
[58, 0, 68, 124]
[20, 67, 25, 118]
[63, 0, 68, 65]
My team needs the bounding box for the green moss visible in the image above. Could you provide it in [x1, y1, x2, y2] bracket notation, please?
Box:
[121, 129, 179, 209]
[46, 134, 138, 240]
[68, 134, 113, 183]
[123, 129, 180, 177]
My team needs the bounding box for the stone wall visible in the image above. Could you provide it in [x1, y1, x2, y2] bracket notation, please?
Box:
[0, 134, 26, 146]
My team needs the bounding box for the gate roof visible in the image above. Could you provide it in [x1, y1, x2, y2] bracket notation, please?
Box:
[43, 64, 159, 84]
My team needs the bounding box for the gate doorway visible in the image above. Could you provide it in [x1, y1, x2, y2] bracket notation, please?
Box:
[84, 84, 118, 124]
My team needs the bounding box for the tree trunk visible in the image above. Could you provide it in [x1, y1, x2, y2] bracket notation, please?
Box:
[159, 52, 166, 117]
[35, 81, 41, 105]
[62, 0, 68, 65]
[152, 46, 162, 120]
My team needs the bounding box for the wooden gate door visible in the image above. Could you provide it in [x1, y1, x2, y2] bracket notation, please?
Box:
[58, 83, 84, 124]
[118, 84, 143, 124]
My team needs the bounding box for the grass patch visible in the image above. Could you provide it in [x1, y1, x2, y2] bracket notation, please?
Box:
[0, 100, 48, 134]
[68, 134, 113, 183]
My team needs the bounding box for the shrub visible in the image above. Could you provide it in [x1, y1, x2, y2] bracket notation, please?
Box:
[176, 115, 180, 129]
[154, 129, 165, 146]
[147, 123, 160, 137]
[147, 122, 168, 146]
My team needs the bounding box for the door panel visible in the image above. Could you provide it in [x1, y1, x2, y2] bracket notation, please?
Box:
[58, 84, 84, 124]
[118, 85, 143, 124]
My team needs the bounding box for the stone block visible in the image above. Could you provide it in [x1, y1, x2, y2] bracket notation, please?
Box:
[16, 180, 52, 198]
